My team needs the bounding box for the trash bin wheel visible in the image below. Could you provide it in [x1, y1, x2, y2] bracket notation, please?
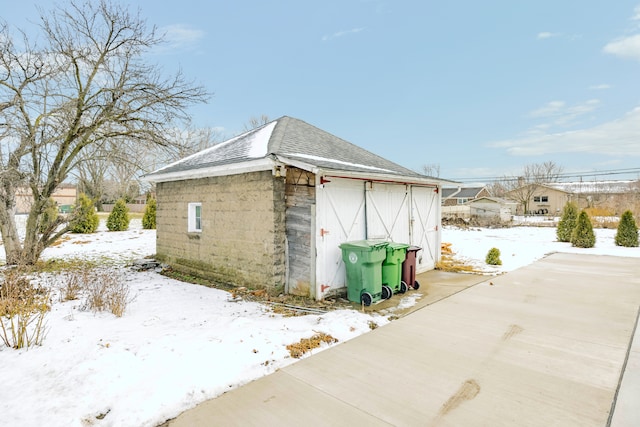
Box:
[413, 280, 420, 290]
[361, 292, 373, 307]
[382, 285, 392, 300]
[400, 281, 408, 294]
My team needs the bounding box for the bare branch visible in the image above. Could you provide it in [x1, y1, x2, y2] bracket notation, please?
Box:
[0, 0, 211, 264]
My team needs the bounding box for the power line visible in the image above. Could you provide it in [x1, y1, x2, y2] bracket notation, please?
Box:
[449, 167, 640, 183]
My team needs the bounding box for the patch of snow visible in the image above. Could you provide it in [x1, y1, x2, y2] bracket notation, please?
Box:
[442, 225, 640, 274]
[549, 180, 638, 194]
[246, 121, 277, 158]
[282, 152, 395, 173]
[0, 218, 389, 427]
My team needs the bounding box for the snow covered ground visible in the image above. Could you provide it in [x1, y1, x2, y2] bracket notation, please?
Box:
[443, 225, 640, 274]
[1, 219, 639, 427]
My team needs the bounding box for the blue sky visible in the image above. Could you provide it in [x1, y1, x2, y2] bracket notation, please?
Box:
[5, 1, 640, 182]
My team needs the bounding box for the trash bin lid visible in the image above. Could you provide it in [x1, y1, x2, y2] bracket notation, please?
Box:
[339, 240, 389, 250]
[407, 245, 422, 252]
[386, 242, 410, 250]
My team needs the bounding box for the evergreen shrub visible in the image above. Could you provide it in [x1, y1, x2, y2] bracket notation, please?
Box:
[106, 199, 130, 231]
[571, 210, 596, 248]
[615, 210, 639, 247]
[485, 247, 502, 265]
[142, 197, 156, 230]
[557, 201, 578, 242]
[70, 193, 99, 234]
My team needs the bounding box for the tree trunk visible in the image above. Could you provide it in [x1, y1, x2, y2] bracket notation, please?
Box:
[0, 190, 25, 265]
[21, 202, 46, 264]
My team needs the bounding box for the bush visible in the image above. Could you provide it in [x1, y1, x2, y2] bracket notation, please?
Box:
[39, 197, 60, 234]
[142, 197, 156, 230]
[0, 269, 50, 349]
[106, 199, 130, 231]
[58, 267, 131, 317]
[615, 210, 639, 247]
[485, 247, 502, 265]
[571, 211, 596, 248]
[557, 201, 578, 242]
[82, 269, 130, 317]
[70, 193, 99, 233]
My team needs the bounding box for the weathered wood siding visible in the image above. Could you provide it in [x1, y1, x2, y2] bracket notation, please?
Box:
[284, 168, 315, 297]
[155, 170, 286, 293]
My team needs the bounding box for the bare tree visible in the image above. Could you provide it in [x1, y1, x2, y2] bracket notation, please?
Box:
[75, 145, 112, 210]
[486, 180, 507, 197]
[501, 161, 563, 214]
[0, 0, 209, 265]
[243, 115, 270, 132]
[160, 122, 225, 161]
[422, 163, 440, 178]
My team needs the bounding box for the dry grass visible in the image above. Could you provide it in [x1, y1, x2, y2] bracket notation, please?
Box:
[585, 207, 615, 217]
[59, 269, 87, 301]
[0, 269, 50, 349]
[437, 242, 482, 273]
[49, 235, 71, 247]
[436, 256, 478, 273]
[286, 333, 338, 358]
[81, 269, 130, 317]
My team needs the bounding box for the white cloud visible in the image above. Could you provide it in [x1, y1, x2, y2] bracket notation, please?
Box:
[159, 24, 205, 51]
[526, 99, 599, 127]
[537, 32, 560, 39]
[322, 28, 364, 42]
[488, 106, 640, 157]
[588, 84, 611, 90]
[603, 34, 640, 61]
[633, 5, 640, 21]
[528, 101, 565, 118]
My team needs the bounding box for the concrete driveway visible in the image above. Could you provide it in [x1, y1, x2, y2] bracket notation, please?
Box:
[162, 253, 640, 426]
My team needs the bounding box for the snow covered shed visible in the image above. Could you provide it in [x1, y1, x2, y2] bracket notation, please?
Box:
[144, 116, 449, 300]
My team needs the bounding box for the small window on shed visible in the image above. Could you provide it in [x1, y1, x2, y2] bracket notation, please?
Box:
[188, 202, 202, 232]
[533, 196, 549, 203]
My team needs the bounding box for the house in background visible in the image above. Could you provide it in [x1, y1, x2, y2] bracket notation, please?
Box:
[467, 197, 518, 223]
[442, 186, 490, 206]
[504, 184, 571, 215]
[441, 186, 489, 221]
[144, 116, 452, 301]
[15, 183, 77, 214]
[504, 180, 640, 215]
[548, 180, 640, 213]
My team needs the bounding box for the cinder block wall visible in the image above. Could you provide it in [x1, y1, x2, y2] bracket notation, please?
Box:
[156, 171, 286, 293]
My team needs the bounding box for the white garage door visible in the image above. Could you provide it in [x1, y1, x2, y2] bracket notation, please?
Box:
[410, 185, 441, 271]
[365, 182, 410, 242]
[315, 178, 366, 300]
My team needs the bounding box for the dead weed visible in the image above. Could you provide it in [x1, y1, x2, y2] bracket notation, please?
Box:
[286, 333, 338, 358]
[436, 254, 479, 273]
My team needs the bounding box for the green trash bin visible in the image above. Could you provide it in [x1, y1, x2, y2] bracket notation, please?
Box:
[340, 240, 388, 306]
[58, 204, 73, 214]
[382, 242, 409, 295]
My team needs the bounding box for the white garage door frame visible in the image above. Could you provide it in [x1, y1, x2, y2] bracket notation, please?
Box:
[315, 177, 441, 300]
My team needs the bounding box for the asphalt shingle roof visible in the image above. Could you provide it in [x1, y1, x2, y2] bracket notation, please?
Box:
[442, 187, 486, 198]
[148, 116, 434, 181]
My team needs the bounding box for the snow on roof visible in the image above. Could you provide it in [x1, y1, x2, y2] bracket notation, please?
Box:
[281, 152, 395, 173]
[548, 180, 638, 194]
[151, 122, 277, 175]
[247, 121, 277, 158]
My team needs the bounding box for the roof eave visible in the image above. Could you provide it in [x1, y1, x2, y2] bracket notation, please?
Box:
[272, 155, 449, 185]
[142, 158, 274, 183]
[316, 168, 452, 186]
